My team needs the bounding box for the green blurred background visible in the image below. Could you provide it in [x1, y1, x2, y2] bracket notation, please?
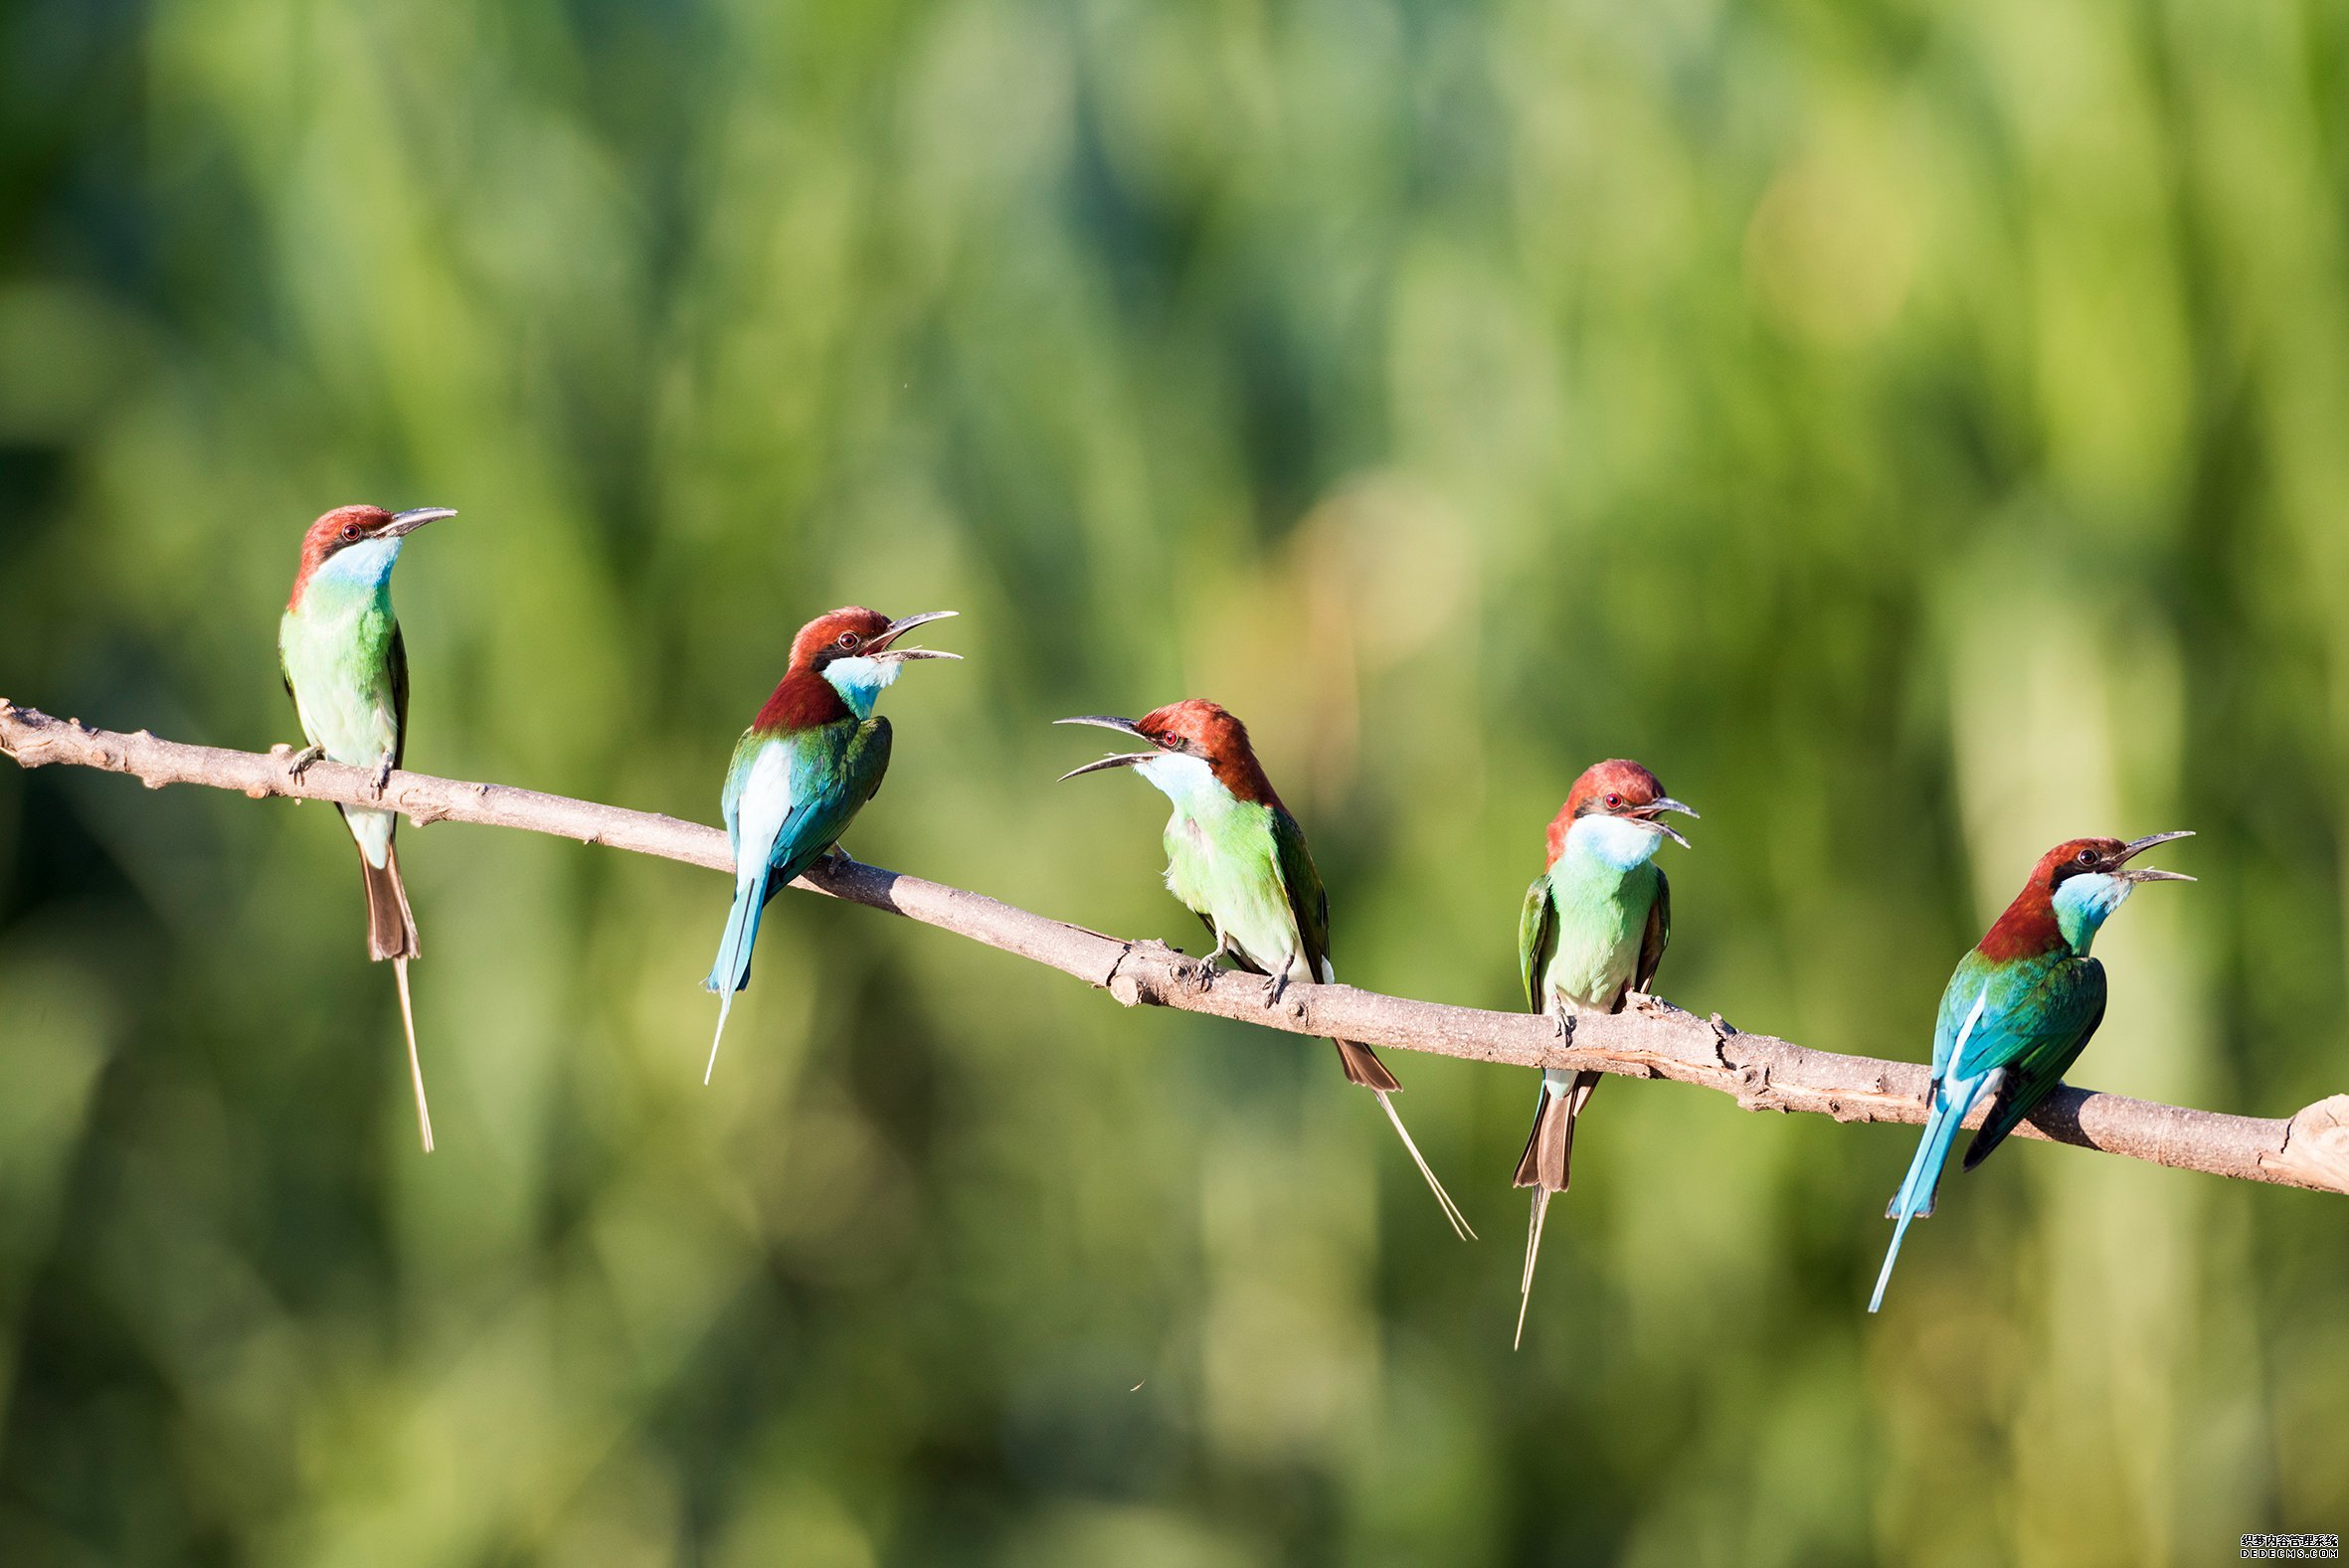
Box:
[2, 0, 2345, 1562]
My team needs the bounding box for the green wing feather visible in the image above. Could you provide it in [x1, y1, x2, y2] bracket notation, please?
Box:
[389, 622, 409, 771]
[783, 715, 892, 876]
[1266, 804, 1408, 1100]
[841, 715, 893, 815]
[1269, 806, 1333, 977]
[1635, 866, 1670, 994]
[1518, 876, 1557, 1011]
[1962, 957, 2107, 1170]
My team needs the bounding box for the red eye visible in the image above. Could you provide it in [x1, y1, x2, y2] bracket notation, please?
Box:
[836, 631, 860, 650]
[1604, 792, 1622, 810]
[341, 524, 362, 542]
[2076, 847, 2097, 866]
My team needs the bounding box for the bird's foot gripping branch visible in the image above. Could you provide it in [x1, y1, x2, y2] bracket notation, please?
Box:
[4, 697, 2347, 1198]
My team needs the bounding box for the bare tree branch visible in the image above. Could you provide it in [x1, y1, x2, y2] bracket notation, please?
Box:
[6, 698, 2345, 1197]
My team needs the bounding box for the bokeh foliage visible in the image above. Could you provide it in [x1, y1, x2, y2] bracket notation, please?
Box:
[3, 0, 2347, 1561]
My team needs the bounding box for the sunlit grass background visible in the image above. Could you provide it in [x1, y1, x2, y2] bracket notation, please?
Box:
[3, 0, 2346, 1562]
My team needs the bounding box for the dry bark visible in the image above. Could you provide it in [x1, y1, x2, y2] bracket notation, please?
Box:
[6, 698, 2342, 1196]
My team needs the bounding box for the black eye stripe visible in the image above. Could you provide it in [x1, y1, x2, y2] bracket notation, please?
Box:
[2053, 849, 2110, 887]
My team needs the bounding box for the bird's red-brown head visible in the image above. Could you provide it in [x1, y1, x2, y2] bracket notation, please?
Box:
[287, 503, 456, 610]
[1546, 759, 1697, 865]
[783, 607, 961, 670]
[790, 608, 885, 668]
[751, 606, 959, 730]
[1054, 698, 1283, 805]
[1978, 832, 2194, 958]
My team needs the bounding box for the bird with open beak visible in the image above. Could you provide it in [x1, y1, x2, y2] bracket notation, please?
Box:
[1869, 830, 2194, 1312]
[1513, 759, 1697, 1345]
[278, 502, 458, 1151]
[702, 607, 959, 1081]
[1056, 699, 1473, 1240]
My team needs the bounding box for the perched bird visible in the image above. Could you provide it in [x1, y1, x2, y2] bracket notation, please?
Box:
[1056, 700, 1473, 1240]
[278, 502, 457, 1151]
[1513, 760, 1696, 1345]
[1870, 831, 2193, 1312]
[703, 607, 959, 1081]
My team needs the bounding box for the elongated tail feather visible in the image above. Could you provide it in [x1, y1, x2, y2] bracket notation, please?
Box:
[704, 989, 737, 1086]
[702, 867, 771, 1083]
[1510, 1070, 1597, 1346]
[1869, 1072, 1997, 1312]
[1369, 1089, 1475, 1241]
[1515, 1189, 1551, 1350]
[1326, 1029, 1469, 1237]
[393, 957, 434, 1152]
[1866, 1128, 1946, 1314]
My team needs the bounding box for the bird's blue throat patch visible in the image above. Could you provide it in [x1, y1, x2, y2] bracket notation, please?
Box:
[821, 654, 900, 719]
[2053, 871, 2132, 956]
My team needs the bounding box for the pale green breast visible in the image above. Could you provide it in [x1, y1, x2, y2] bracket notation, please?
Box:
[279, 584, 401, 767]
[1538, 854, 1659, 1011]
[1162, 794, 1300, 974]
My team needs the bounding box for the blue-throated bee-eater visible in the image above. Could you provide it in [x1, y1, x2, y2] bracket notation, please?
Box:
[1869, 830, 2193, 1312]
[702, 606, 959, 1082]
[1514, 760, 1696, 1345]
[278, 502, 456, 1151]
[1056, 700, 1473, 1240]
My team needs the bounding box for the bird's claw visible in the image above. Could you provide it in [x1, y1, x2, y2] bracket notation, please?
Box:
[372, 754, 395, 798]
[1552, 1010, 1572, 1040]
[1261, 970, 1289, 1008]
[284, 744, 324, 783]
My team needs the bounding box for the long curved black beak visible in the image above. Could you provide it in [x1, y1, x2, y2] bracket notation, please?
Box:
[1054, 715, 1165, 781]
[1632, 795, 1700, 849]
[869, 610, 961, 661]
[385, 506, 456, 537]
[2117, 829, 2195, 882]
